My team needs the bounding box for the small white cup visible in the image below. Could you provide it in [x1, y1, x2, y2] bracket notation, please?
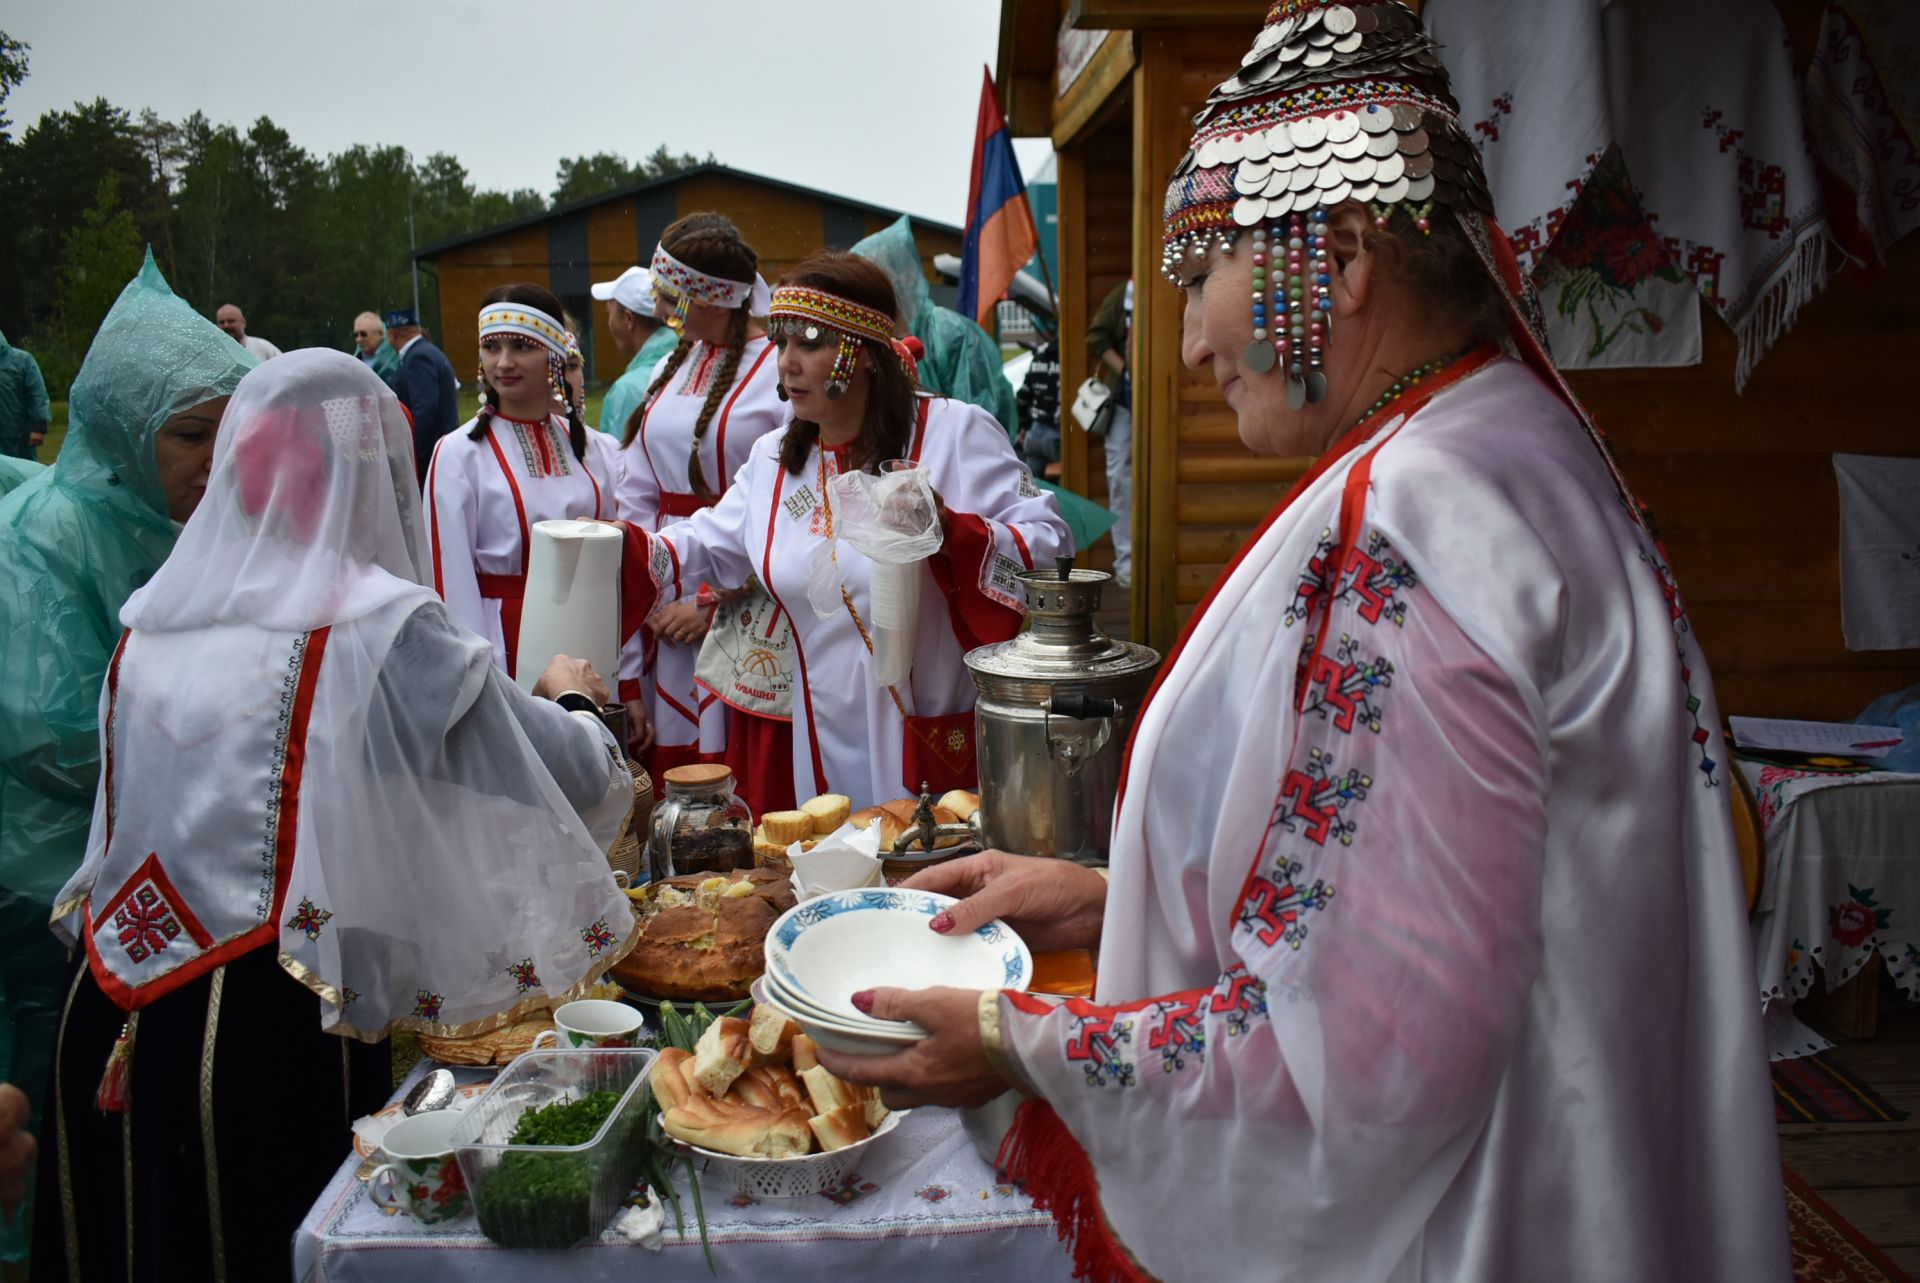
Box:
[529, 998, 647, 1051]
[368, 1111, 469, 1223]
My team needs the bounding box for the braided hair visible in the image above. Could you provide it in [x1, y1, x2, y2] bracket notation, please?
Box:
[775, 253, 917, 476]
[470, 282, 588, 463]
[622, 212, 759, 499]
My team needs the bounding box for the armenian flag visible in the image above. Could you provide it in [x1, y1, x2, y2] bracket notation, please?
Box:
[957, 67, 1040, 328]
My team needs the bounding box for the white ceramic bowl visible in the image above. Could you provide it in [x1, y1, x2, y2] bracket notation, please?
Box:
[751, 976, 922, 1057]
[759, 968, 928, 1038]
[764, 888, 1033, 1024]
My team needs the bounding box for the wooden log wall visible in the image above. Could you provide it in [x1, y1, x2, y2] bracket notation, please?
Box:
[1121, 7, 1918, 720]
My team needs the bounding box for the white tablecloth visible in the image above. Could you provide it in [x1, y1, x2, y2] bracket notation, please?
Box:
[1742, 758, 1920, 1059]
[295, 1065, 1072, 1283]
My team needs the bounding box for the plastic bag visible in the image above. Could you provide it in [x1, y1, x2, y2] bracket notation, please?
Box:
[1858, 683, 1920, 772]
[828, 466, 942, 564]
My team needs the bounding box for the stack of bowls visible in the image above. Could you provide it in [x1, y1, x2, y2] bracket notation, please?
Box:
[758, 888, 1033, 1055]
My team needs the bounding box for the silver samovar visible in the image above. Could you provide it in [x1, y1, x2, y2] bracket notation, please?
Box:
[964, 565, 1160, 863]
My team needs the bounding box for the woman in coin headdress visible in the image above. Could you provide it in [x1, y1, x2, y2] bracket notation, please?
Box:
[614, 252, 1072, 812]
[614, 213, 790, 803]
[37, 351, 635, 1280]
[424, 283, 625, 685]
[813, 6, 1791, 1282]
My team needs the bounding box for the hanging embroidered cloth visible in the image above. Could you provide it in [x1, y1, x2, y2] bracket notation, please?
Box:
[1430, 0, 1829, 386]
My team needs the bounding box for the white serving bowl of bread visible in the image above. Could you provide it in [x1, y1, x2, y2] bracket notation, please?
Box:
[652, 1003, 905, 1197]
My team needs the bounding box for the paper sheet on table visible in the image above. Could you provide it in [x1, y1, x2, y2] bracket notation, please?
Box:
[789, 821, 884, 900]
[1729, 716, 1902, 758]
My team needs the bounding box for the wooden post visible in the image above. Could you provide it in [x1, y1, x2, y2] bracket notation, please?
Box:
[1057, 146, 1093, 498]
[1130, 31, 1185, 650]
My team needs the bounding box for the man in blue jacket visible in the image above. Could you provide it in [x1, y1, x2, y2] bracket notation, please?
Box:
[382, 308, 458, 481]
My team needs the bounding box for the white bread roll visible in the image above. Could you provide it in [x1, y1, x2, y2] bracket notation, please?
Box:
[693, 1016, 751, 1097]
[808, 1102, 873, 1151]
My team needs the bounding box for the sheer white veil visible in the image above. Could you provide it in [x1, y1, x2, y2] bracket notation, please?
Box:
[122, 349, 434, 633]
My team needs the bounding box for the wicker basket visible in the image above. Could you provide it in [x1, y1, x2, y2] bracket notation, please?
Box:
[687, 1110, 907, 1198]
[606, 762, 655, 886]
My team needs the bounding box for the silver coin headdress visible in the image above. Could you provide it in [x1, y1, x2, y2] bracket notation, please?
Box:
[1162, 0, 1494, 407]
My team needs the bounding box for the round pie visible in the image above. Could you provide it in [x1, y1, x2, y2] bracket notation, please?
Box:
[611, 868, 796, 1002]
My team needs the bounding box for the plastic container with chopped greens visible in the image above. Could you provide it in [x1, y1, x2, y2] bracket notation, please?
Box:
[450, 1047, 657, 1248]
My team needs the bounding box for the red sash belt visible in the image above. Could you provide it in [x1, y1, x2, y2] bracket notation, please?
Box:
[658, 491, 712, 520]
[477, 572, 527, 677]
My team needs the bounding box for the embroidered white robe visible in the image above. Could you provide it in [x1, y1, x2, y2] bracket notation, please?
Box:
[424, 413, 620, 680]
[615, 335, 784, 750]
[995, 358, 1789, 1282]
[620, 395, 1072, 809]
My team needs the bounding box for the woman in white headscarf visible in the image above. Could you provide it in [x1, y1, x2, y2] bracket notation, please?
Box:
[38, 351, 637, 1281]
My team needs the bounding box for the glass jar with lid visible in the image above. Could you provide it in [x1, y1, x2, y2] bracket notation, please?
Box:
[648, 764, 754, 882]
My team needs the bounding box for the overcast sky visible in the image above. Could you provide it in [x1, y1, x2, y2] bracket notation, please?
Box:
[7, 0, 1054, 227]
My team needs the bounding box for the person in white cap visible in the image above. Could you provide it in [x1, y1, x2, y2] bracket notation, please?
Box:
[592, 266, 678, 439]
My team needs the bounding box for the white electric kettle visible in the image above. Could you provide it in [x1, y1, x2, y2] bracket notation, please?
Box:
[514, 519, 622, 693]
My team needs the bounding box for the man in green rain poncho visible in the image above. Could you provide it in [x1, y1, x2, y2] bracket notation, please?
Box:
[851, 216, 1114, 552]
[0, 249, 254, 1269]
[0, 330, 52, 461]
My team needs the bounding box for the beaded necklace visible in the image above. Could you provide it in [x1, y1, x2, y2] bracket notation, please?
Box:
[1349, 349, 1470, 432]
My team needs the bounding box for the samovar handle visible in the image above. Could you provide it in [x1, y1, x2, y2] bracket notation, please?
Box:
[1044, 694, 1119, 779]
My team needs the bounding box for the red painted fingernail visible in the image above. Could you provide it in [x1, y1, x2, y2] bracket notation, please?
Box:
[929, 912, 954, 934]
[851, 990, 876, 1013]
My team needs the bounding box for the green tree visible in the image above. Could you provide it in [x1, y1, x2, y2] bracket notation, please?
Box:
[0, 31, 28, 144]
[550, 145, 710, 205]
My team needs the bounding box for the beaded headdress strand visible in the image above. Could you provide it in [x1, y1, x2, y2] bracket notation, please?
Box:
[1162, 0, 1494, 408]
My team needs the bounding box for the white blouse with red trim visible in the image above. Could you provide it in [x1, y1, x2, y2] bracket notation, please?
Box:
[624, 394, 1071, 809]
[614, 334, 784, 751]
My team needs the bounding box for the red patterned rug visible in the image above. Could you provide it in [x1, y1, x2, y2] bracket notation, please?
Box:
[1789, 1167, 1914, 1283]
[1776, 1053, 1910, 1125]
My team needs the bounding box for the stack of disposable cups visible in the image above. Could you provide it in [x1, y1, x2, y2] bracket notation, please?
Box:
[868, 558, 921, 687]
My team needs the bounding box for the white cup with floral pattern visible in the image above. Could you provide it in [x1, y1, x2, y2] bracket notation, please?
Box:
[368, 1110, 470, 1223]
[528, 998, 646, 1050]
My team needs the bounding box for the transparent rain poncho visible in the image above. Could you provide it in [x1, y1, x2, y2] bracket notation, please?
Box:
[54, 350, 635, 1040]
[851, 217, 1115, 550]
[0, 249, 256, 907]
[0, 249, 253, 1263]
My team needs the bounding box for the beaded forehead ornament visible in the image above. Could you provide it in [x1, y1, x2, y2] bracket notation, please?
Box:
[767, 285, 900, 401]
[1162, 0, 1494, 408]
[650, 243, 757, 332]
[478, 303, 570, 407]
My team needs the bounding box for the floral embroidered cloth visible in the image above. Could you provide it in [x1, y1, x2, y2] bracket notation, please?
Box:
[1742, 757, 1920, 1059]
[1430, 0, 1829, 386]
[295, 1063, 1069, 1282]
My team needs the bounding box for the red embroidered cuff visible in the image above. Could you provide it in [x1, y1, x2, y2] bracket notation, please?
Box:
[930, 510, 1023, 652]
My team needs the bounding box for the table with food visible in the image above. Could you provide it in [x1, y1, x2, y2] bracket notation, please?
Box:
[293, 565, 1148, 1280]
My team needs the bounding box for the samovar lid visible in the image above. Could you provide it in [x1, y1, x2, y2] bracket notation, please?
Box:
[964, 567, 1160, 685]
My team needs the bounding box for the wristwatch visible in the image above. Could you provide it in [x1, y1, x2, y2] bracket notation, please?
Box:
[553, 690, 599, 716]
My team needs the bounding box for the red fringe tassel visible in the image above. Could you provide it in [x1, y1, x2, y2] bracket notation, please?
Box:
[95, 1013, 138, 1113]
[996, 1098, 1147, 1283]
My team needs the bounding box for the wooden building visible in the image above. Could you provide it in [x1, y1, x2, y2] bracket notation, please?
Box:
[997, 0, 1920, 719]
[412, 164, 962, 394]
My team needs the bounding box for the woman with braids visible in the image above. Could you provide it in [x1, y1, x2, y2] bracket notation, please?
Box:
[615, 213, 786, 791]
[613, 252, 1070, 810]
[424, 284, 623, 683]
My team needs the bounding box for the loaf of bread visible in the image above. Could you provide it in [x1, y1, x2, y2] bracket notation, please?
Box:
[850, 798, 967, 851]
[761, 811, 815, 844]
[937, 789, 981, 821]
[693, 1016, 751, 1096]
[800, 794, 852, 834]
[609, 868, 796, 1001]
[807, 1102, 873, 1152]
[663, 1093, 814, 1158]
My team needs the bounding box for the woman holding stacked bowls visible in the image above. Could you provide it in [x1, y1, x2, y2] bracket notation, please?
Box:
[616, 213, 787, 794]
[425, 283, 623, 685]
[614, 251, 1071, 812]
[810, 3, 1788, 1281]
